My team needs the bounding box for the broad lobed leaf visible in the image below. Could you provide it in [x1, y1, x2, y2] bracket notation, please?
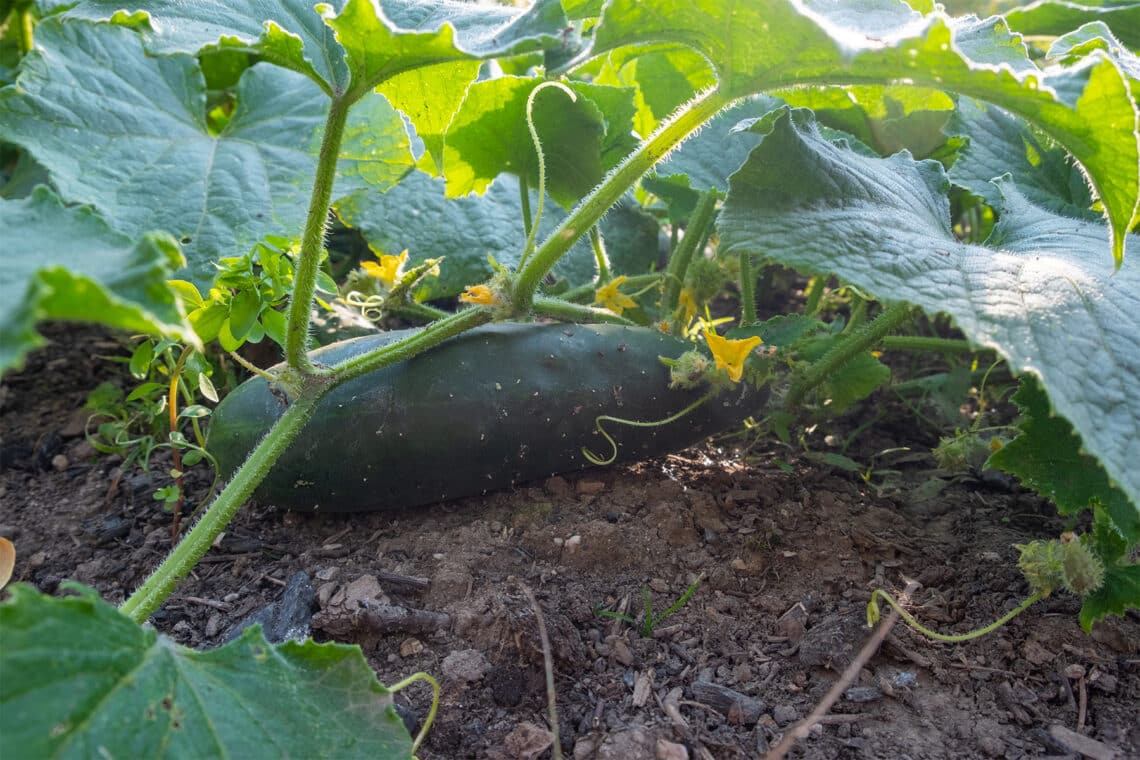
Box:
[589, 0, 1138, 264]
[0, 188, 194, 373]
[0, 584, 412, 758]
[719, 107, 1140, 515]
[0, 19, 413, 290]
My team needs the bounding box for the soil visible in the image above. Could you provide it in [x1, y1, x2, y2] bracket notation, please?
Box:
[2, 325, 1138, 760]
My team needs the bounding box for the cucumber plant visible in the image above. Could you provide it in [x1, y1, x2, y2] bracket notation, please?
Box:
[1, 0, 1138, 756]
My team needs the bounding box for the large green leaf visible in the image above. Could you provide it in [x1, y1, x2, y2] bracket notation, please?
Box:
[442, 76, 638, 207]
[591, 0, 1139, 265]
[57, 0, 353, 92]
[1080, 562, 1140, 631]
[1006, 1, 1140, 48]
[946, 98, 1096, 219]
[324, 0, 571, 101]
[0, 188, 193, 374]
[0, 20, 413, 289]
[718, 108, 1140, 515]
[0, 584, 412, 758]
[335, 171, 658, 299]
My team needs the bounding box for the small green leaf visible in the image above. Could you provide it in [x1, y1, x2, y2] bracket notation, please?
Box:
[260, 307, 288, 348]
[197, 372, 219, 403]
[0, 584, 413, 757]
[227, 289, 261, 342]
[178, 404, 211, 419]
[128, 340, 155, 380]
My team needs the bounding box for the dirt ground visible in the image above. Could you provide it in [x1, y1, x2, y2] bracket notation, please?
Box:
[2, 325, 1137, 760]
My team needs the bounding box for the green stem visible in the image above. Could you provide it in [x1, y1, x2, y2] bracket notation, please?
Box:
[662, 190, 718, 313]
[120, 390, 324, 621]
[844, 296, 868, 334]
[589, 227, 612, 282]
[331, 308, 492, 385]
[880, 336, 974, 353]
[533, 296, 635, 325]
[785, 303, 914, 410]
[514, 87, 732, 313]
[391, 300, 452, 323]
[739, 251, 757, 325]
[284, 95, 350, 374]
[389, 672, 440, 756]
[803, 276, 826, 316]
[869, 589, 1043, 642]
[518, 82, 577, 271]
[519, 175, 533, 238]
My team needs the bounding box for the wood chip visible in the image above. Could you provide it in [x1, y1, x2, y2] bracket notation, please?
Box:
[1049, 724, 1117, 760]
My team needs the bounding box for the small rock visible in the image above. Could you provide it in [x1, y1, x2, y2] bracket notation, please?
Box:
[69, 439, 97, 462]
[1088, 669, 1118, 693]
[400, 638, 424, 657]
[775, 601, 809, 644]
[503, 721, 553, 760]
[223, 571, 314, 644]
[204, 613, 223, 639]
[314, 566, 340, 581]
[59, 408, 89, 438]
[441, 648, 490, 684]
[648, 578, 669, 593]
[51, 454, 69, 471]
[977, 735, 1004, 757]
[27, 551, 47, 569]
[610, 637, 634, 667]
[655, 738, 688, 760]
[73, 557, 108, 584]
[632, 670, 654, 708]
[772, 704, 799, 727]
[564, 535, 582, 554]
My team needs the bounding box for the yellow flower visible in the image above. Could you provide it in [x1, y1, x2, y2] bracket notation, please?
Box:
[678, 288, 698, 326]
[361, 250, 408, 287]
[703, 329, 762, 383]
[594, 275, 638, 315]
[459, 284, 499, 306]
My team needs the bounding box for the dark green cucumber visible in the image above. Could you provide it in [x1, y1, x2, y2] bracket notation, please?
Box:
[207, 322, 768, 512]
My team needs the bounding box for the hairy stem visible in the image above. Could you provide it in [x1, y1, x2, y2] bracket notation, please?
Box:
[662, 190, 718, 312]
[739, 251, 757, 325]
[514, 87, 733, 312]
[121, 390, 324, 621]
[869, 589, 1043, 642]
[532, 296, 635, 325]
[880, 336, 974, 353]
[331, 308, 492, 385]
[284, 95, 350, 374]
[785, 303, 914, 409]
[519, 174, 533, 238]
[589, 227, 612, 282]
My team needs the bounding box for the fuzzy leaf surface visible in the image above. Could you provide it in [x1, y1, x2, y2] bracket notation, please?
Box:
[1006, 1, 1140, 48]
[0, 21, 412, 289]
[719, 108, 1140, 515]
[591, 0, 1139, 264]
[0, 585, 411, 757]
[0, 189, 193, 373]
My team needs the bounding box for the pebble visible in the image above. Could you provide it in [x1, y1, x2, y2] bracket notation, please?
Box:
[400, 638, 424, 657]
[441, 648, 490, 683]
[51, 454, 69, 471]
[610, 637, 634, 667]
[772, 704, 799, 726]
[655, 738, 688, 760]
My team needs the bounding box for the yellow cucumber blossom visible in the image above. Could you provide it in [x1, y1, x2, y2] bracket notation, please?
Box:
[703, 329, 762, 383]
[678, 288, 698, 327]
[361, 249, 408, 287]
[594, 275, 638, 315]
[459, 284, 500, 306]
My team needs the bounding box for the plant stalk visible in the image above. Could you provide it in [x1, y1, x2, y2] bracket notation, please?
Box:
[513, 87, 732, 312]
[532, 296, 635, 325]
[880, 336, 974, 353]
[589, 227, 611, 282]
[662, 190, 718, 312]
[120, 390, 324, 621]
[739, 251, 757, 325]
[785, 303, 914, 409]
[284, 95, 351, 374]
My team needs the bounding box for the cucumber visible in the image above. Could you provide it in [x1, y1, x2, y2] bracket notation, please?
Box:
[207, 322, 768, 512]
